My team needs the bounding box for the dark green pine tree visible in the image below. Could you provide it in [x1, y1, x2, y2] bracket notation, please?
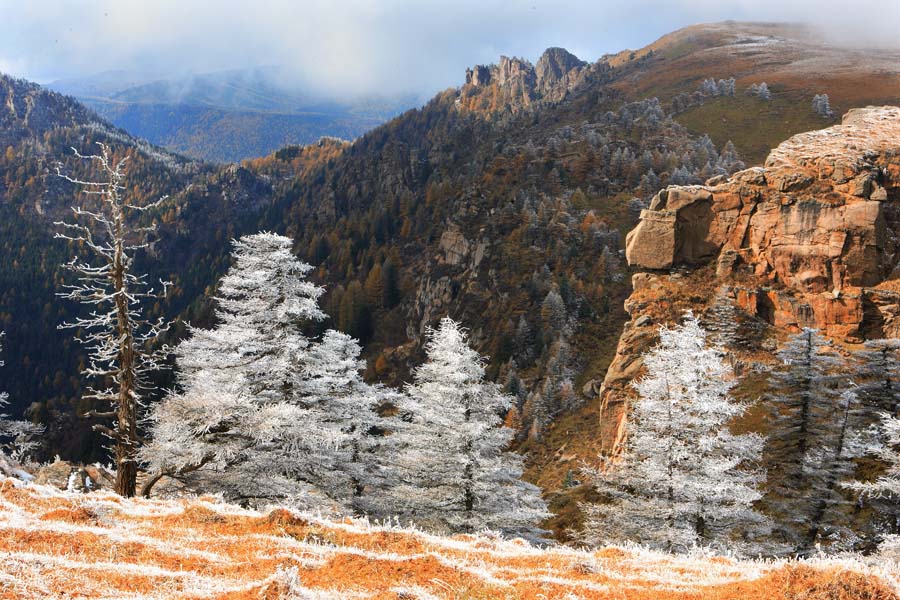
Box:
[764, 328, 862, 554]
[855, 339, 900, 415]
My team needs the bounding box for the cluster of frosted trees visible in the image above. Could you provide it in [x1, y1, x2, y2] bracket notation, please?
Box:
[139, 233, 549, 539]
[581, 311, 900, 556]
[36, 147, 546, 538]
[747, 82, 771, 101]
[813, 94, 834, 117]
[699, 77, 736, 97]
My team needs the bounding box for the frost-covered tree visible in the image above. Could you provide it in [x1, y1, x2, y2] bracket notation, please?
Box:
[855, 339, 900, 414]
[55, 144, 172, 497]
[813, 94, 834, 117]
[0, 333, 42, 460]
[141, 234, 392, 513]
[699, 77, 735, 97]
[293, 329, 396, 514]
[541, 286, 567, 334]
[765, 329, 861, 553]
[513, 315, 535, 365]
[702, 288, 769, 359]
[716, 141, 745, 173]
[140, 233, 326, 503]
[581, 313, 766, 554]
[748, 82, 771, 100]
[717, 78, 736, 96]
[700, 78, 719, 95]
[843, 339, 900, 541]
[845, 410, 900, 543]
[386, 317, 549, 539]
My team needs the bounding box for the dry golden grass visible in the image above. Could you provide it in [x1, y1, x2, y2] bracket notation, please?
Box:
[1, 477, 898, 599]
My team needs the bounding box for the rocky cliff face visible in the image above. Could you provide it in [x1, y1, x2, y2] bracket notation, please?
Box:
[462, 48, 589, 111]
[602, 106, 900, 453]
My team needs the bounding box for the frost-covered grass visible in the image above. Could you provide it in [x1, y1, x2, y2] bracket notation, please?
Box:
[0, 476, 897, 599]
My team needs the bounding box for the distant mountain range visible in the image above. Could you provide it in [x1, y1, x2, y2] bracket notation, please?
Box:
[48, 67, 422, 162]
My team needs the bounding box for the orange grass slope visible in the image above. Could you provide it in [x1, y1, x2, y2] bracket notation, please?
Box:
[0, 477, 898, 600]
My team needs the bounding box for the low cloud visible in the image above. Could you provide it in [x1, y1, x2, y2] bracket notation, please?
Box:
[1, 0, 899, 97]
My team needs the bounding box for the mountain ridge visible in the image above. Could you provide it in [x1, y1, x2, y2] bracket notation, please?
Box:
[47, 67, 422, 162]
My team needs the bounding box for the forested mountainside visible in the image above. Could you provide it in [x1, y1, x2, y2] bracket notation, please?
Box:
[49, 68, 419, 163]
[4, 21, 900, 539]
[0, 74, 277, 460]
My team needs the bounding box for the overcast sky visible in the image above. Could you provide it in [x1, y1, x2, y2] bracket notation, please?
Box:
[1, 0, 899, 97]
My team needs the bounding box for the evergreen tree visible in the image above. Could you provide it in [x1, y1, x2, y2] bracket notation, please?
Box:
[513, 316, 534, 365]
[855, 339, 900, 414]
[844, 339, 900, 541]
[581, 313, 766, 554]
[541, 286, 567, 334]
[813, 94, 834, 117]
[140, 233, 327, 504]
[748, 82, 771, 101]
[141, 233, 393, 514]
[765, 328, 861, 553]
[386, 317, 549, 539]
[294, 329, 395, 514]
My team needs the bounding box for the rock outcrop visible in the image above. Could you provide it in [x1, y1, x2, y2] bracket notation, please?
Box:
[602, 107, 900, 455]
[462, 47, 589, 111]
[534, 48, 588, 101]
[625, 106, 900, 338]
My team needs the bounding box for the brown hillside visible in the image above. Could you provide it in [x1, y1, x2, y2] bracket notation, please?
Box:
[609, 22, 900, 164]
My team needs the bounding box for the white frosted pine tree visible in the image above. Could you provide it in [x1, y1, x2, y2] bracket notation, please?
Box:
[0, 333, 42, 461]
[386, 317, 549, 540]
[581, 312, 766, 554]
[141, 233, 391, 514]
[293, 329, 394, 513]
[140, 233, 327, 504]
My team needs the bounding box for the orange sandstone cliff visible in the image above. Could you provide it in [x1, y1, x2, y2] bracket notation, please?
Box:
[600, 106, 900, 454]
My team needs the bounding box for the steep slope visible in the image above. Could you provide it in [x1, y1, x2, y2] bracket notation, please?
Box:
[1, 477, 897, 599]
[255, 26, 900, 534]
[0, 72, 278, 459]
[595, 106, 900, 547]
[260, 52, 744, 449]
[611, 22, 900, 164]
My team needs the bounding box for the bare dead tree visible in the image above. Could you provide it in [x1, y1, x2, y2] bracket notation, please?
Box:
[55, 143, 171, 497]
